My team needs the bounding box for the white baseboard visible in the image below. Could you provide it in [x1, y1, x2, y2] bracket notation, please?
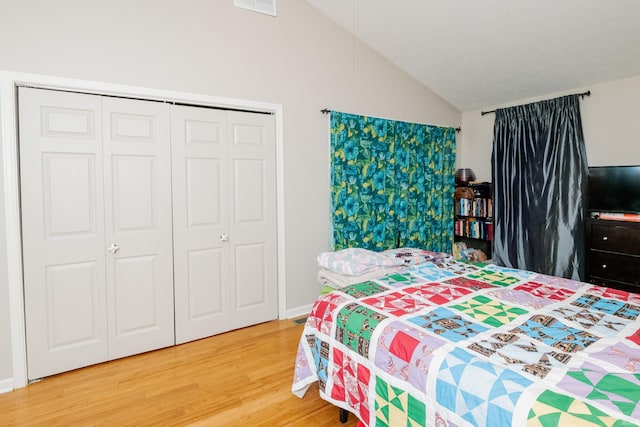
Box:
[0, 378, 14, 394]
[286, 304, 313, 319]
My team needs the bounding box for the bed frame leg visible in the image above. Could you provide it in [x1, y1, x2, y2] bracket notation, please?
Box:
[339, 408, 349, 423]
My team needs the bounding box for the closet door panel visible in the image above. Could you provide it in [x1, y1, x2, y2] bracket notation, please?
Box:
[43, 153, 97, 235]
[233, 159, 266, 223]
[19, 87, 109, 380]
[102, 97, 174, 359]
[227, 112, 277, 329]
[234, 243, 268, 308]
[187, 248, 224, 317]
[113, 255, 159, 334]
[172, 106, 231, 344]
[186, 158, 222, 227]
[44, 262, 101, 346]
[111, 155, 155, 230]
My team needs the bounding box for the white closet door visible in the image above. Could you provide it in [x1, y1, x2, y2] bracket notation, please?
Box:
[102, 97, 175, 359]
[227, 111, 278, 329]
[172, 106, 231, 343]
[19, 87, 109, 380]
[172, 106, 277, 344]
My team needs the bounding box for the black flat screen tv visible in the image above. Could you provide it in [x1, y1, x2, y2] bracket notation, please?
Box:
[587, 165, 640, 214]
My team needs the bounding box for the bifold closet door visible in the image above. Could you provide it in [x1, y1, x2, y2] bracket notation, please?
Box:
[20, 88, 109, 380]
[101, 97, 174, 359]
[172, 105, 278, 344]
[20, 88, 175, 379]
[226, 110, 278, 330]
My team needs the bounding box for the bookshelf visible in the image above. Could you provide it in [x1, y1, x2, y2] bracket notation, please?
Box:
[454, 182, 493, 259]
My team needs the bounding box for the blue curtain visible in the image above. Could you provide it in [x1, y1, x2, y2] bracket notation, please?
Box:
[330, 111, 456, 253]
[492, 95, 588, 279]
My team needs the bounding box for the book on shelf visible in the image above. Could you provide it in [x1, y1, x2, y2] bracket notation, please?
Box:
[455, 197, 492, 219]
[454, 218, 492, 240]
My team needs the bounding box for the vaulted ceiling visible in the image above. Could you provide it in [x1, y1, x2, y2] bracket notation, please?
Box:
[306, 0, 640, 112]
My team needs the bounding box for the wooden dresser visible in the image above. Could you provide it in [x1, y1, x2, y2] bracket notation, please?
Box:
[585, 218, 640, 293]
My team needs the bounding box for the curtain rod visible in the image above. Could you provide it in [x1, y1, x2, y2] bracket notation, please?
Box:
[320, 108, 461, 132]
[480, 90, 591, 116]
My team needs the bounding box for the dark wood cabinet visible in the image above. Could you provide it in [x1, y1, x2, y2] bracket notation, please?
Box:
[585, 218, 640, 293]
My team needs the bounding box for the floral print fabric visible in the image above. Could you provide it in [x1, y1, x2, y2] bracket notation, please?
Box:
[330, 111, 456, 252]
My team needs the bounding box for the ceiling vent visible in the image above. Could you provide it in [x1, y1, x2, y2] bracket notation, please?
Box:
[234, 0, 277, 16]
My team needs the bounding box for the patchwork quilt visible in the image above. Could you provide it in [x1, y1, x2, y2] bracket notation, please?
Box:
[292, 258, 640, 426]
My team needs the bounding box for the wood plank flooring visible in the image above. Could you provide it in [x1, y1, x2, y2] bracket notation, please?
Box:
[0, 319, 358, 426]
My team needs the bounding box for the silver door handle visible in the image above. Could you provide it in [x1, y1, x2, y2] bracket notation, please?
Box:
[107, 243, 120, 254]
[220, 234, 229, 242]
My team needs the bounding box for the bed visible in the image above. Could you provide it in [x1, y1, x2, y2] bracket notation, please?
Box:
[292, 252, 640, 426]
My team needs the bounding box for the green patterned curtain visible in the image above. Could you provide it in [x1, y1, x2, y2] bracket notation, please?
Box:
[330, 111, 456, 253]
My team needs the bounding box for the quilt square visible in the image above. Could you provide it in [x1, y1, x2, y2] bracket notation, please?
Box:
[591, 342, 640, 373]
[486, 264, 537, 281]
[558, 361, 640, 419]
[404, 282, 473, 305]
[376, 272, 427, 288]
[408, 307, 489, 342]
[408, 263, 458, 282]
[511, 315, 600, 353]
[552, 305, 630, 337]
[374, 320, 446, 391]
[305, 335, 330, 392]
[341, 281, 390, 298]
[488, 289, 557, 310]
[528, 389, 634, 426]
[571, 294, 607, 309]
[530, 273, 586, 291]
[331, 347, 371, 424]
[467, 333, 572, 379]
[436, 347, 533, 427]
[572, 295, 640, 321]
[363, 291, 433, 317]
[336, 302, 388, 357]
[628, 328, 640, 346]
[587, 285, 640, 305]
[293, 340, 314, 387]
[432, 258, 481, 275]
[308, 292, 350, 335]
[466, 269, 521, 287]
[451, 295, 529, 327]
[444, 276, 496, 291]
[375, 376, 426, 427]
[514, 281, 575, 302]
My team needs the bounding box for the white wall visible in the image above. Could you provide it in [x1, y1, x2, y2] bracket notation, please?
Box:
[459, 75, 640, 181]
[0, 0, 460, 387]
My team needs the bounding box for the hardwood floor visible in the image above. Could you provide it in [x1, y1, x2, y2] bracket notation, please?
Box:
[0, 319, 358, 427]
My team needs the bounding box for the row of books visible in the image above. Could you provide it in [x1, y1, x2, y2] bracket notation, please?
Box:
[455, 197, 492, 218]
[454, 218, 493, 241]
